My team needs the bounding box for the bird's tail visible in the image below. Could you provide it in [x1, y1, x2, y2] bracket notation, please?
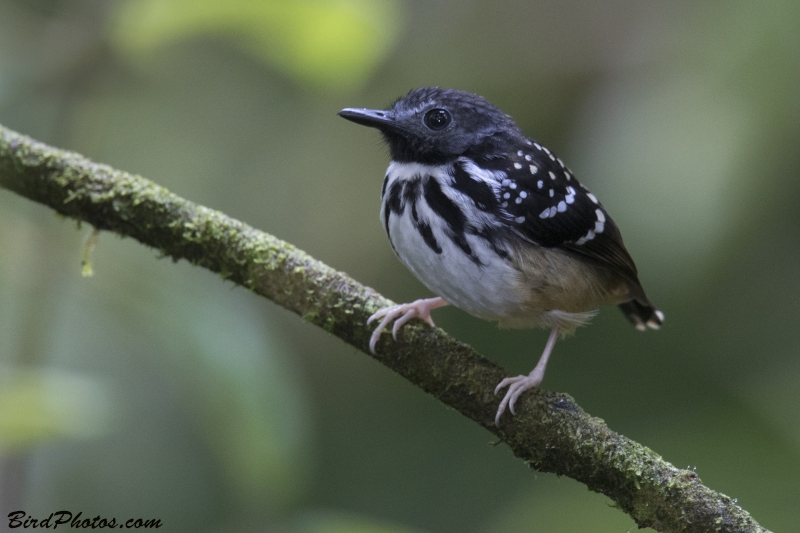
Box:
[618, 299, 664, 331]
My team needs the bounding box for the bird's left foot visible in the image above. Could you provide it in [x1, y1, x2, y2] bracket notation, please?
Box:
[367, 297, 448, 354]
[493, 327, 559, 426]
[494, 370, 545, 426]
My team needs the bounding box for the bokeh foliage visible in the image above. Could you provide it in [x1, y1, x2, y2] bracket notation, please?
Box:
[113, 0, 403, 90]
[1, 0, 798, 531]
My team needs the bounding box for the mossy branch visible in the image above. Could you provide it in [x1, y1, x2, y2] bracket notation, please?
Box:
[0, 123, 770, 533]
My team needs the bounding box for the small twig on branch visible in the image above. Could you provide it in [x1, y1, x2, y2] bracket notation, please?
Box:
[0, 124, 770, 533]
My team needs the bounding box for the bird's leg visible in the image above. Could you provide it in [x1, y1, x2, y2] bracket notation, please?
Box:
[367, 297, 448, 354]
[494, 326, 559, 426]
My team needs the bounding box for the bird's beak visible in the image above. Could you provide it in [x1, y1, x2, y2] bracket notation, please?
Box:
[338, 108, 397, 131]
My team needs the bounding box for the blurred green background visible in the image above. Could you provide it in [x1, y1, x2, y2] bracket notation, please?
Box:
[1, 0, 799, 531]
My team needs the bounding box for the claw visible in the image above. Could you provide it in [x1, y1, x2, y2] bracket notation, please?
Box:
[367, 307, 388, 325]
[494, 374, 543, 425]
[392, 309, 416, 340]
[367, 297, 447, 353]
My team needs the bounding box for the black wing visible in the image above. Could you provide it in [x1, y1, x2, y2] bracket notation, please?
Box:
[465, 141, 641, 286]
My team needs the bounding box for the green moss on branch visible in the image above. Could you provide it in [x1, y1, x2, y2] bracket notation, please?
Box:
[0, 124, 770, 533]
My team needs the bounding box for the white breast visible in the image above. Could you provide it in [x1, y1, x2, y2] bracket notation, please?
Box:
[380, 161, 528, 323]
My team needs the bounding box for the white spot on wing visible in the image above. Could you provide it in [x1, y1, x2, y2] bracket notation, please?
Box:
[587, 193, 598, 204]
[509, 182, 517, 189]
[537, 180, 543, 189]
[595, 209, 605, 223]
[515, 197, 522, 204]
[529, 165, 538, 174]
[517, 150, 523, 157]
[503, 192, 510, 199]
[519, 191, 528, 198]
[549, 189, 554, 197]
[515, 216, 526, 223]
[549, 171, 556, 180]
[514, 162, 522, 169]
[575, 230, 596, 245]
[525, 154, 532, 161]
[557, 201, 567, 212]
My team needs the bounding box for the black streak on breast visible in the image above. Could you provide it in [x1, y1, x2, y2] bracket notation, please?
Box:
[406, 177, 442, 255]
[423, 177, 481, 265]
[383, 180, 404, 248]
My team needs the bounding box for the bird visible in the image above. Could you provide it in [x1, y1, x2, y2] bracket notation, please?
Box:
[338, 87, 662, 426]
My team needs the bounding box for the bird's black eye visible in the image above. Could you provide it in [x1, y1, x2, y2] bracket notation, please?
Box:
[424, 108, 451, 131]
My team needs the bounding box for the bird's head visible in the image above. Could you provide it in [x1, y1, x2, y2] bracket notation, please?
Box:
[339, 87, 524, 165]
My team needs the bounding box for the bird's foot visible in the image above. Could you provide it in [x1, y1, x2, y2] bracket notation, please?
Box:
[493, 327, 559, 426]
[493, 370, 545, 426]
[367, 297, 447, 354]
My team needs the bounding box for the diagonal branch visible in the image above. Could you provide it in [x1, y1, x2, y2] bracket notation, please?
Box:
[0, 124, 769, 533]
